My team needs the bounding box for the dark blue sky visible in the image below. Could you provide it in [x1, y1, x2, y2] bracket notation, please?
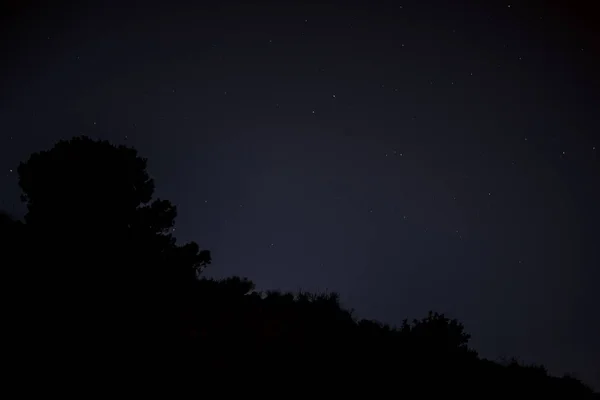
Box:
[1, 0, 598, 388]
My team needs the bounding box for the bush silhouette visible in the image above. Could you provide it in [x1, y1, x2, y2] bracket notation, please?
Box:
[3, 136, 598, 396]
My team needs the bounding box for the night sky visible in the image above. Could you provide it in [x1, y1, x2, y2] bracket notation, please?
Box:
[2, 0, 599, 388]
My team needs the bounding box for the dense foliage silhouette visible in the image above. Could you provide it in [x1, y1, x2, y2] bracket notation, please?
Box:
[2, 136, 597, 396]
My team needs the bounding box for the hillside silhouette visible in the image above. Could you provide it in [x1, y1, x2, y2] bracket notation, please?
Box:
[1, 136, 597, 396]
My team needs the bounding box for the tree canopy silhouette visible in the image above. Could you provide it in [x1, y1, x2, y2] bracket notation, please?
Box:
[15, 136, 211, 356]
[17, 136, 210, 284]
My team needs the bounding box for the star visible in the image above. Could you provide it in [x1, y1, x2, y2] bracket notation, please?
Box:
[332, 94, 336, 98]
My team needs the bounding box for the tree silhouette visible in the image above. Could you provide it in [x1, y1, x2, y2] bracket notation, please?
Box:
[15, 136, 211, 360]
[17, 136, 210, 279]
[406, 311, 472, 353]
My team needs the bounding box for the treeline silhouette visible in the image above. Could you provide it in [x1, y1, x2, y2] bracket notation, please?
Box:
[1, 136, 597, 396]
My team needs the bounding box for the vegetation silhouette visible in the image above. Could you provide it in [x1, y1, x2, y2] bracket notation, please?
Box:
[3, 136, 598, 396]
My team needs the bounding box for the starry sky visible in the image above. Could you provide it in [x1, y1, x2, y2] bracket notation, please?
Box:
[1, 0, 599, 388]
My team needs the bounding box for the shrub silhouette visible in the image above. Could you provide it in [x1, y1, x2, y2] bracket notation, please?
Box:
[3, 136, 598, 396]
